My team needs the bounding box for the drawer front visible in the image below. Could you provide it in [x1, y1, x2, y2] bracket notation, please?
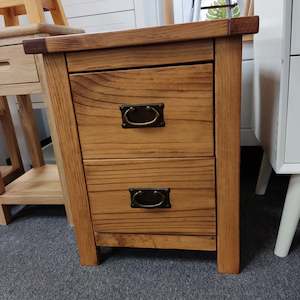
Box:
[70, 64, 214, 159]
[85, 158, 216, 236]
[291, 0, 300, 55]
[0, 45, 39, 85]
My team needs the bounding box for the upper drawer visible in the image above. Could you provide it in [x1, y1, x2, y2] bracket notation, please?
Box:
[291, 0, 300, 55]
[62, 0, 134, 18]
[70, 64, 214, 159]
[0, 45, 39, 85]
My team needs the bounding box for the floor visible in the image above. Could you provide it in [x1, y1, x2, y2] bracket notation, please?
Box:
[0, 148, 300, 299]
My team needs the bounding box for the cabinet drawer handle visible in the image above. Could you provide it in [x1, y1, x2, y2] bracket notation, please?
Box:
[129, 188, 171, 209]
[120, 103, 165, 128]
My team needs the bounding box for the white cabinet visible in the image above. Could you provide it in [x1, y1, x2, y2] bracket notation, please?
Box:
[254, 0, 300, 173]
[291, 0, 300, 55]
[285, 56, 300, 163]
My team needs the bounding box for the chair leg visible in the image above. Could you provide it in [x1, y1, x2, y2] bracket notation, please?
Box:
[50, 0, 68, 26]
[0, 174, 10, 225]
[0, 97, 24, 182]
[255, 152, 272, 195]
[24, 0, 45, 23]
[274, 174, 300, 257]
[3, 8, 19, 26]
[17, 95, 45, 168]
[0, 205, 11, 225]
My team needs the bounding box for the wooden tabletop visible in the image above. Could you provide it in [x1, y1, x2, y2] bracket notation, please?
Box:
[0, 24, 84, 40]
[24, 16, 259, 54]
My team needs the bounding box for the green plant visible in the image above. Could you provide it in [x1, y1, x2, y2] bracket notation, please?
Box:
[206, 0, 240, 20]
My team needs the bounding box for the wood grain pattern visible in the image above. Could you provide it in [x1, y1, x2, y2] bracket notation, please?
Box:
[95, 233, 216, 251]
[17, 95, 45, 168]
[0, 165, 63, 204]
[85, 158, 216, 236]
[67, 40, 213, 73]
[41, 53, 98, 265]
[0, 44, 38, 85]
[215, 37, 242, 274]
[23, 17, 259, 54]
[71, 64, 214, 159]
[35, 53, 73, 225]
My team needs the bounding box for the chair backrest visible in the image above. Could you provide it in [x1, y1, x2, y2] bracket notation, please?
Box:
[0, 0, 68, 27]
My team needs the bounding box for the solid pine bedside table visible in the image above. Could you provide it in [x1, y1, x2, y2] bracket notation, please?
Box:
[24, 16, 259, 274]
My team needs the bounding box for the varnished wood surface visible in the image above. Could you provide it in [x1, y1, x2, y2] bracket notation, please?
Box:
[0, 44, 38, 85]
[0, 164, 63, 204]
[0, 82, 41, 96]
[0, 170, 10, 224]
[0, 166, 24, 185]
[71, 64, 214, 159]
[215, 37, 242, 274]
[0, 96, 24, 184]
[95, 233, 216, 251]
[85, 158, 216, 236]
[35, 54, 73, 225]
[41, 53, 98, 265]
[0, 23, 83, 39]
[17, 95, 45, 168]
[23, 16, 259, 54]
[67, 40, 213, 73]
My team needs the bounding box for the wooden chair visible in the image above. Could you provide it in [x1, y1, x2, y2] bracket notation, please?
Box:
[0, 0, 68, 26]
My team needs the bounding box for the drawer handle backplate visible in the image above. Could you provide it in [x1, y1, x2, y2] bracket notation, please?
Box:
[120, 103, 165, 128]
[129, 188, 171, 209]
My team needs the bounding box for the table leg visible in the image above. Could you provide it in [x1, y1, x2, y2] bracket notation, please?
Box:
[17, 95, 45, 168]
[0, 172, 10, 225]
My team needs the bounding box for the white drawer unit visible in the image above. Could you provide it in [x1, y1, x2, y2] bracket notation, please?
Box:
[62, 0, 134, 18]
[285, 56, 300, 163]
[291, 0, 300, 55]
[255, 0, 300, 258]
[68, 10, 136, 33]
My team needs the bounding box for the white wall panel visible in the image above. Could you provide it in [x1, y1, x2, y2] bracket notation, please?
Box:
[62, 0, 134, 18]
[68, 11, 136, 33]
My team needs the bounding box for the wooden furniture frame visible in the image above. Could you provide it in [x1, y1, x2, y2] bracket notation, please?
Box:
[0, 11, 83, 224]
[0, 0, 67, 25]
[0, 96, 24, 186]
[24, 16, 259, 273]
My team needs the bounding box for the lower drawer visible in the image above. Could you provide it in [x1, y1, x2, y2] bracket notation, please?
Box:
[84, 158, 216, 236]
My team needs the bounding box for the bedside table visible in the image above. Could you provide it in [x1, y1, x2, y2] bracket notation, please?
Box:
[24, 16, 259, 274]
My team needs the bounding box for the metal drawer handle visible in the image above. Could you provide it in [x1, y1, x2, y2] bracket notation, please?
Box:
[130, 188, 171, 209]
[120, 103, 165, 128]
[0, 60, 10, 70]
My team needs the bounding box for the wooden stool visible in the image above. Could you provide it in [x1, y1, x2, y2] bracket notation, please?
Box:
[0, 1, 82, 225]
[0, 0, 68, 26]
